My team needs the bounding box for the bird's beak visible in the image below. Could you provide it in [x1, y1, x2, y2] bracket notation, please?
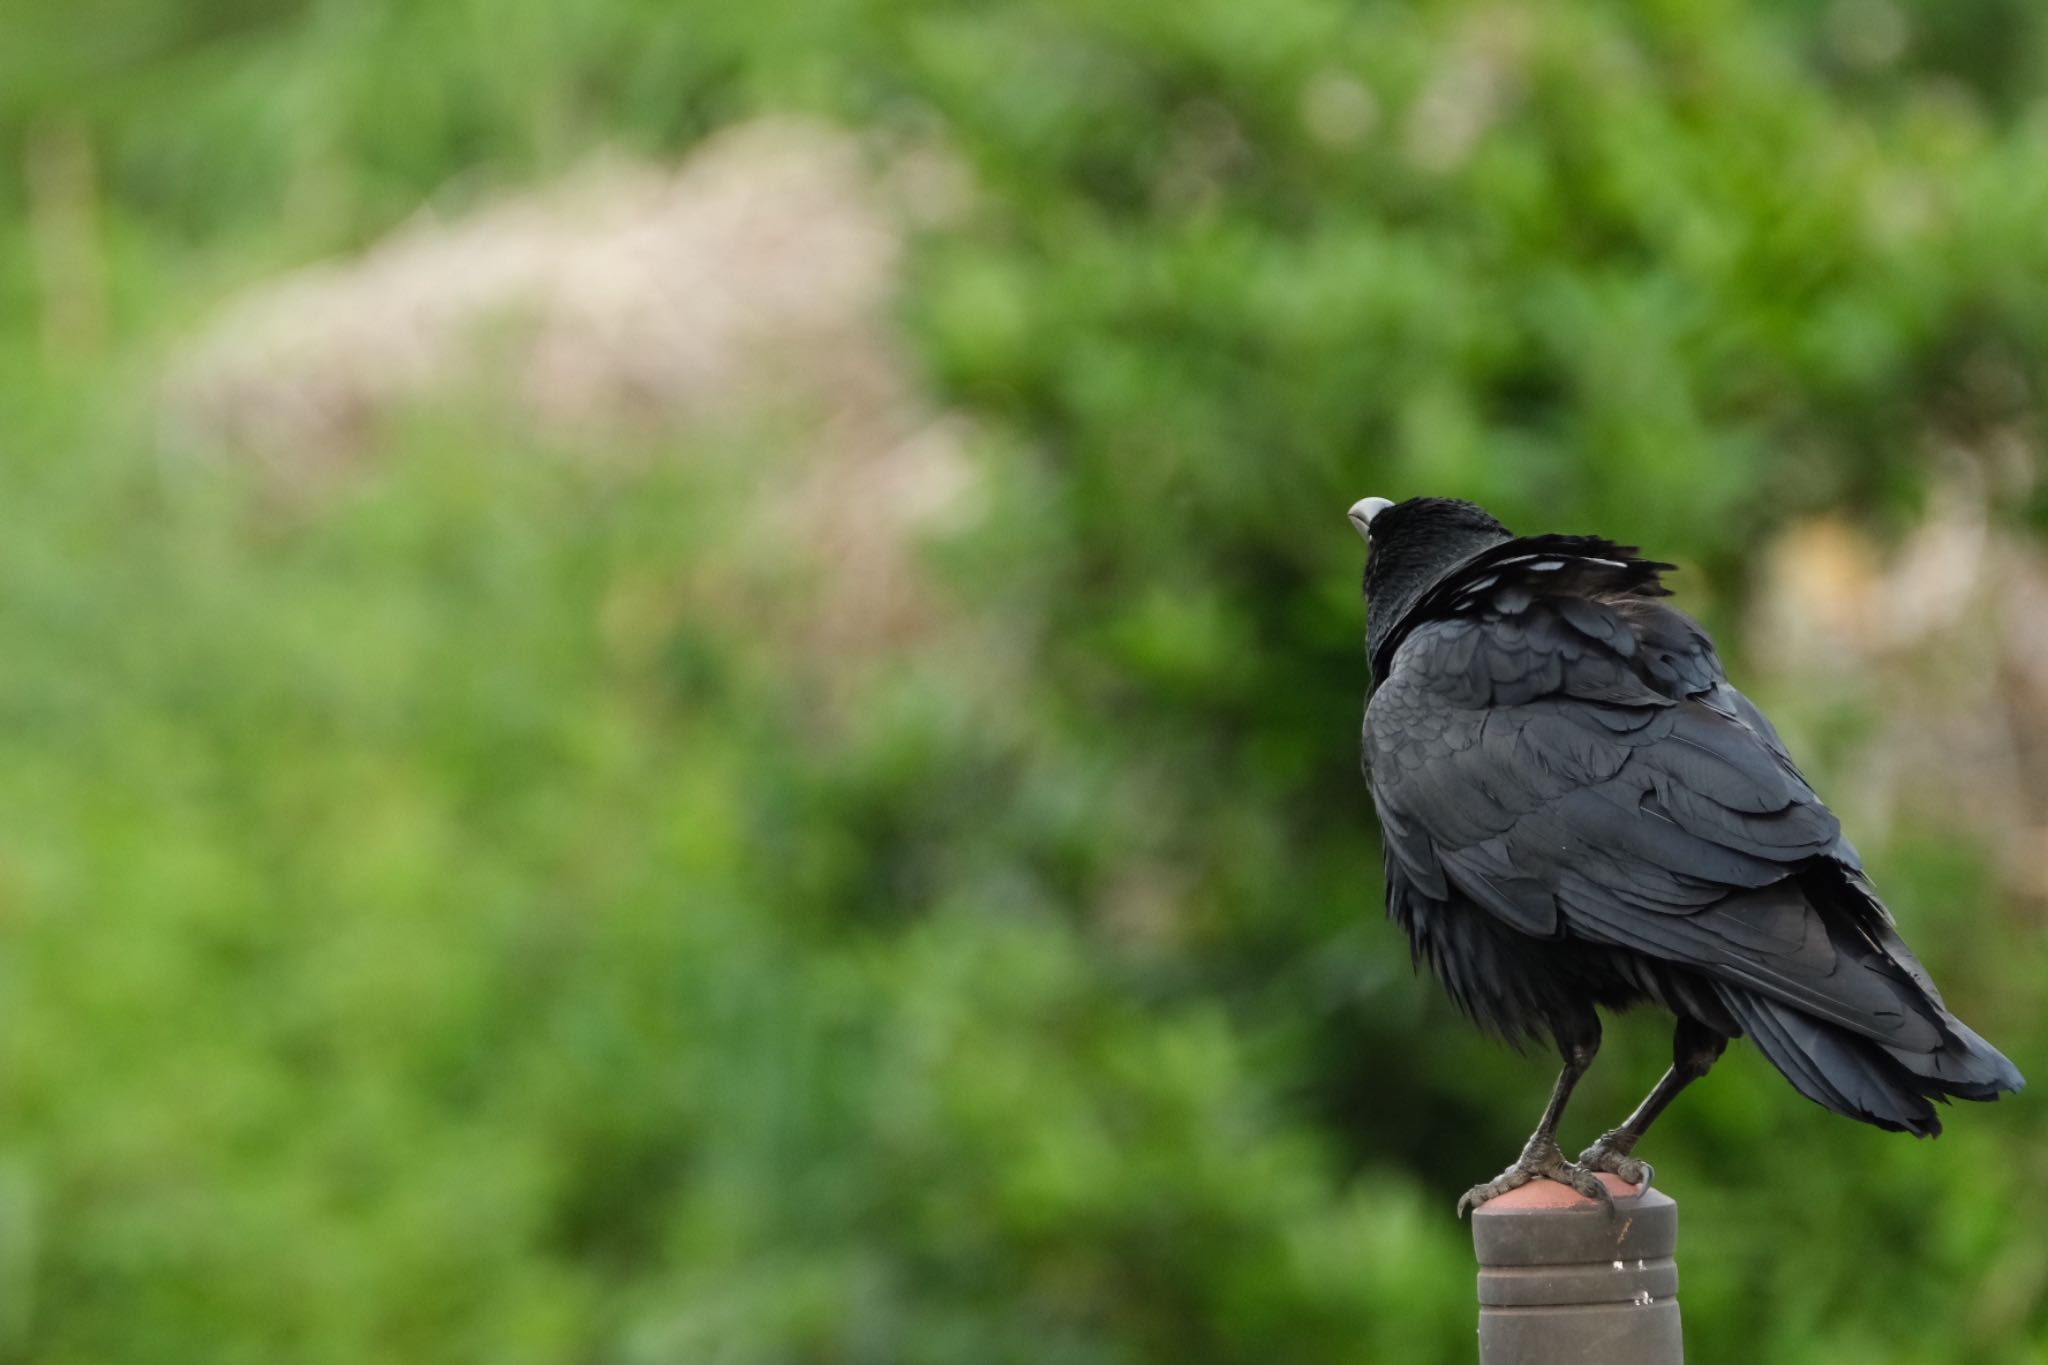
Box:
[1348, 496, 1393, 542]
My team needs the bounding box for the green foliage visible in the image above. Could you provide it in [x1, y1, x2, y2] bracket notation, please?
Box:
[4, 1, 2048, 1361]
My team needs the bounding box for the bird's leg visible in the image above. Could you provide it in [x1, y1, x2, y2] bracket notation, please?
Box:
[1458, 1016, 1608, 1217]
[1578, 1017, 1728, 1192]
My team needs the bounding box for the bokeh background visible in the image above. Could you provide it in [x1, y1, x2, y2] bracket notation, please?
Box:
[5, 1, 2048, 1361]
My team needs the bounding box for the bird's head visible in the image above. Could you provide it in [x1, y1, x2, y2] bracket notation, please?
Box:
[1349, 495, 1515, 668]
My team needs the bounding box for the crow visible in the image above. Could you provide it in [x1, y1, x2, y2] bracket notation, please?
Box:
[1350, 495, 2024, 1216]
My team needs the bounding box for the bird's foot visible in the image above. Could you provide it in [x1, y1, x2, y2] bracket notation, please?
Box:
[1577, 1130, 1654, 1195]
[1456, 1136, 1612, 1218]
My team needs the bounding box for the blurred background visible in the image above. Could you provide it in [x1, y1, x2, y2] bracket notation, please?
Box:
[3, 0, 2048, 1361]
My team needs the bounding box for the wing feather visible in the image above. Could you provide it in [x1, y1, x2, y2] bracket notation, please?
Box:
[1363, 546, 1942, 1051]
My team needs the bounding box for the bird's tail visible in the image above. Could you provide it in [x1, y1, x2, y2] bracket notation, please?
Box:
[1716, 985, 2024, 1137]
[1712, 867, 2024, 1135]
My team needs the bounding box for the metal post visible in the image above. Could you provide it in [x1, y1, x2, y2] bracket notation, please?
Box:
[1470, 1173, 1682, 1364]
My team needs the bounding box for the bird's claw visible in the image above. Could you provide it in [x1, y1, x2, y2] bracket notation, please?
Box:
[1456, 1138, 1613, 1218]
[1578, 1133, 1654, 1196]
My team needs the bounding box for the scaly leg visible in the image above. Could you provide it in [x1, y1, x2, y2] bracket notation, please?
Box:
[1457, 1014, 1609, 1217]
[1577, 1015, 1729, 1192]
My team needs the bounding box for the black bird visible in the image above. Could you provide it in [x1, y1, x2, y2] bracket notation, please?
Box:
[1351, 495, 2023, 1215]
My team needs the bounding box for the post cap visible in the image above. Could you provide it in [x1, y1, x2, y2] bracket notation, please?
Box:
[1472, 1175, 1683, 1362]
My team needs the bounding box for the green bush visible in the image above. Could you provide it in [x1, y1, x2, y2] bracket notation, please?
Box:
[3, 1, 2047, 1361]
